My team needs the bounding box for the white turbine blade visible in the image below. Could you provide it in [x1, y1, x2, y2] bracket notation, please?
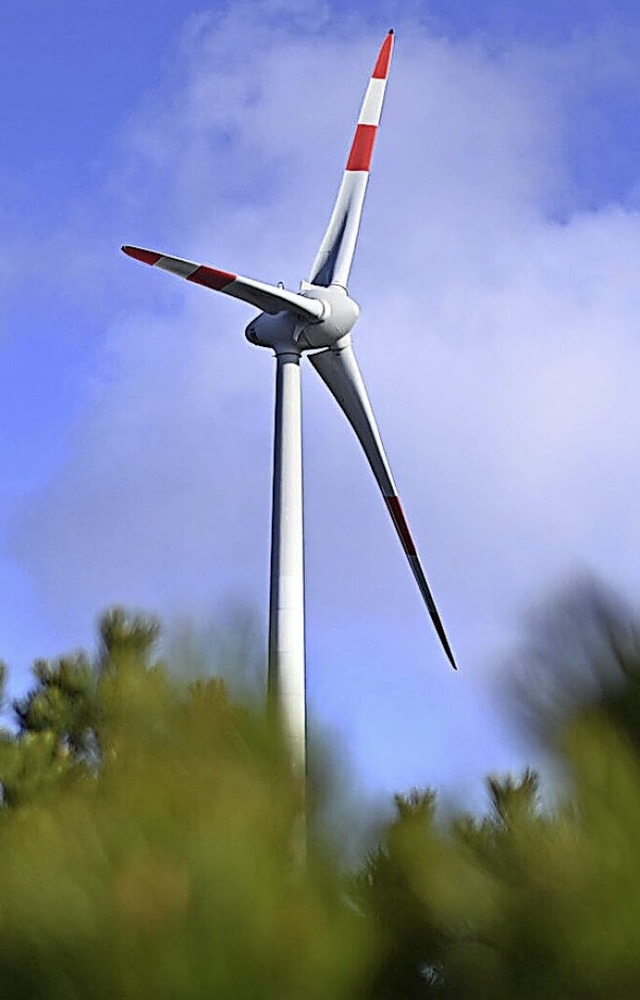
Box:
[309, 341, 457, 669]
[308, 30, 394, 290]
[122, 246, 324, 322]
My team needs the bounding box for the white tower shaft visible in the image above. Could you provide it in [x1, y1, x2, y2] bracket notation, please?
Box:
[268, 351, 306, 775]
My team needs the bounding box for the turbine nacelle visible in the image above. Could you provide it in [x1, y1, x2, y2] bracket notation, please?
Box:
[245, 282, 359, 353]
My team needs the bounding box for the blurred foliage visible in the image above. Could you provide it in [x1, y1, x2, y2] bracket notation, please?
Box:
[506, 577, 640, 749]
[3, 585, 640, 997]
[0, 609, 368, 999]
[353, 581, 640, 999]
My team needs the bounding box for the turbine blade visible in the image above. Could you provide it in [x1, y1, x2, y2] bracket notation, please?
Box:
[308, 30, 394, 289]
[309, 341, 457, 669]
[122, 246, 324, 322]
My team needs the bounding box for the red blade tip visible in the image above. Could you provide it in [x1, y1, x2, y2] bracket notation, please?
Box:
[373, 30, 394, 78]
[121, 246, 162, 265]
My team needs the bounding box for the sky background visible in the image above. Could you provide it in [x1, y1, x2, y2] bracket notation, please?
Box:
[2, 0, 640, 811]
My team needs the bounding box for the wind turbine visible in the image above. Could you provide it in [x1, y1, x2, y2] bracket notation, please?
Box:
[122, 29, 456, 776]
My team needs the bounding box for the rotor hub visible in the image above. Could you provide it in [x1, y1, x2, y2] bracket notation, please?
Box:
[245, 283, 359, 353]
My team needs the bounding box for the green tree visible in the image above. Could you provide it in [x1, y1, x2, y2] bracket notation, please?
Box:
[0, 609, 370, 999]
[6, 586, 640, 999]
[354, 582, 640, 1000]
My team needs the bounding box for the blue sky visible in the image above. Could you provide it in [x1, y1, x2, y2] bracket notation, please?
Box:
[3, 0, 640, 808]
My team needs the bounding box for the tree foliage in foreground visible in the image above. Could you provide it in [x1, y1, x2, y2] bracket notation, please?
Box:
[355, 582, 640, 999]
[0, 610, 367, 1000]
[2, 587, 640, 998]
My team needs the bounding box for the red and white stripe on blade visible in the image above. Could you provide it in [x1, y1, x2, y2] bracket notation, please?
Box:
[309, 30, 394, 289]
[122, 246, 324, 322]
[308, 341, 457, 670]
